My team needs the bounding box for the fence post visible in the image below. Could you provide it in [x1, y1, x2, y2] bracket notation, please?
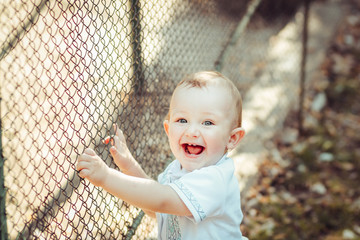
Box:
[298, 0, 310, 135]
[130, 0, 145, 95]
[0, 96, 8, 240]
[215, 0, 262, 72]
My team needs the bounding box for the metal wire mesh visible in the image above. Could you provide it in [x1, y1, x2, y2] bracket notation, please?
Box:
[1, 0, 305, 239]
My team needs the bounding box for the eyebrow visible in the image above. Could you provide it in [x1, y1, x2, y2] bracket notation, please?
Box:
[170, 110, 222, 120]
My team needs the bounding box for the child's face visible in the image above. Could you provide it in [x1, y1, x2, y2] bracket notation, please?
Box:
[164, 84, 239, 172]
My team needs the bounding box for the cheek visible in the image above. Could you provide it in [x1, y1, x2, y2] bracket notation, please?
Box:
[167, 126, 182, 143]
[208, 139, 225, 152]
[205, 131, 230, 151]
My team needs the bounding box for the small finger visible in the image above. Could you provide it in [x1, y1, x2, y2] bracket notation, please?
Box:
[76, 160, 87, 172]
[84, 148, 96, 156]
[114, 124, 124, 139]
[112, 135, 120, 147]
[77, 168, 89, 178]
[103, 136, 112, 145]
[109, 146, 119, 158]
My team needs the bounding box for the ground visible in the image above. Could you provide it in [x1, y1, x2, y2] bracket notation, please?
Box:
[240, 1, 360, 239]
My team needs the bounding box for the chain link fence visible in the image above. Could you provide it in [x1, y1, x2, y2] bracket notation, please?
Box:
[1, 0, 309, 238]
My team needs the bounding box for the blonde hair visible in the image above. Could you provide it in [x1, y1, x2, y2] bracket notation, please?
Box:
[166, 71, 243, 127]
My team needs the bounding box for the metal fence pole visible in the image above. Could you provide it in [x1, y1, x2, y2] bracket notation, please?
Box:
[125, 210, 145, 240]
[130, 0, 145, 95]
[0, 97, 8, 240]
[215, 0, 262, 72]
[299, 0, 310, 134]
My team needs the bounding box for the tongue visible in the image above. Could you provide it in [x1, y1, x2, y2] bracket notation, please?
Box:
[187, 145, 203, 155]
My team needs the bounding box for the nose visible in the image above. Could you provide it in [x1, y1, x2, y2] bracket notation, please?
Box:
[185, 124, 200, 138]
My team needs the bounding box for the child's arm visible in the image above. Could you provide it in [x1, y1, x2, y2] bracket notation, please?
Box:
[105, 124, 149, 179]
[104, 126, 157, 217]
[76, 148, 192, 218]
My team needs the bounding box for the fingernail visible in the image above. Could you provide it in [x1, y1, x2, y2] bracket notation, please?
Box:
[103, 138, 110, 145]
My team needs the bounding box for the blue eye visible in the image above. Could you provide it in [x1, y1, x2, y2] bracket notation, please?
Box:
[203, 121, 214, 126]
[177, 119, 187, 123]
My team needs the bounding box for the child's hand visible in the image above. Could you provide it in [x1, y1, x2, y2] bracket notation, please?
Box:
[76, 148, 110, 187]
[104, 124, 137, 174]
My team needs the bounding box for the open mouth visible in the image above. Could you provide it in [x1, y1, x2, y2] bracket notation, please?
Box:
[182, 144, 204, 155]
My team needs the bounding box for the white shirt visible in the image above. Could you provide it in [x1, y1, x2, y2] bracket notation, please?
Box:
[156, 154, 245, 240]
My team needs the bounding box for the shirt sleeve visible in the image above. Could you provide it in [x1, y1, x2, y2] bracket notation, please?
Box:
[169, 165, 228, 223]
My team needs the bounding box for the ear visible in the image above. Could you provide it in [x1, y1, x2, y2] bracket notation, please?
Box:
[163, 120, 170, 136]
[227, 127, 245, 150]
